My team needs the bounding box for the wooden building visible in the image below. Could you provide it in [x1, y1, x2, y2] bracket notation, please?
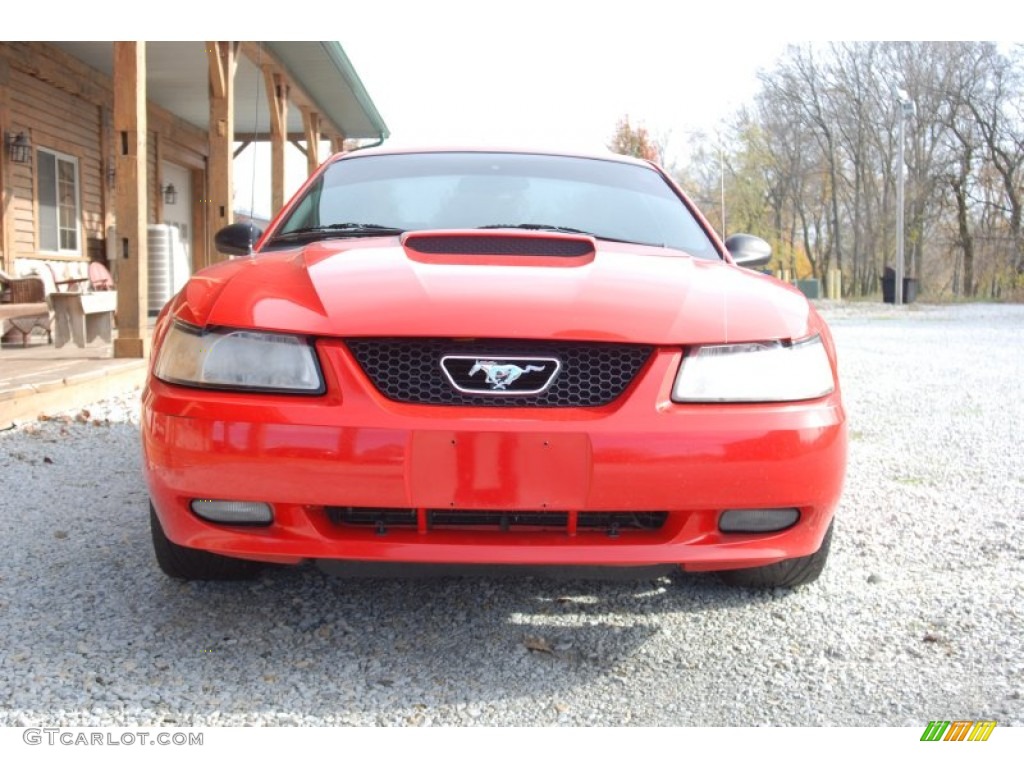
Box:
[0, 41, 388, 357]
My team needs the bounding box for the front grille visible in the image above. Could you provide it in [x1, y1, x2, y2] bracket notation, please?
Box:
[346, 338, 653, 407]
[327, 507, 668, 534]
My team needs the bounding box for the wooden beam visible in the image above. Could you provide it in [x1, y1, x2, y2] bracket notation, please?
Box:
[232, 140, 251, 159]
[329, 134, 346, 156]
[206, 40, 227, 101]
[302, 108, 320, 176]
[206, 42, 238, 265]
[264, 72, 288, 139]
[147, 104, 209, 157]
[236, 131, 312, 143]
[264, 69, 288, 214]
[112, 42, 148, 359]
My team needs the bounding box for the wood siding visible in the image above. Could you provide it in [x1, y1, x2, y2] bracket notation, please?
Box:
[0, 43, 210, 273]
[7, 66, 104, 260]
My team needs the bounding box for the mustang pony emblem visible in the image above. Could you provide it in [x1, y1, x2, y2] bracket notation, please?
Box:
[439, 354, 561, 395]
[469, 360, 546, 390]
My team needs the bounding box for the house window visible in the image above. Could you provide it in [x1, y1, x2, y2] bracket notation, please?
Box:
[37, 148, 80, 254]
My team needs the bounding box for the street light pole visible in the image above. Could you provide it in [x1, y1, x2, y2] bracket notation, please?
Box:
[896, 102, 905, 305]
[895, 91, 914, 306]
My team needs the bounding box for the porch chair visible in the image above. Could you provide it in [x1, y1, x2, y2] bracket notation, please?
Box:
[46, 263, 90, 293]
[0, 269, 53, 346]
[88, 261, 116, 290]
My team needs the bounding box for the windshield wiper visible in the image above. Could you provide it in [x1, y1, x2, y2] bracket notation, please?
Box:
[478, 223, 594, 236]
[269, 223, 405, 242]
[477, 223, 663, 248]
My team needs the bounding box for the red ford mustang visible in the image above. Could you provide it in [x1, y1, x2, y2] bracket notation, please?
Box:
[142, 148, 846, 587]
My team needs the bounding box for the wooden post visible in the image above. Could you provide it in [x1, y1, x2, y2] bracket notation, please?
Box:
[207, 41, 237, 265]
[100, 106, 117, 275]
[264, 69, 288, 215]
[0, 57, 13, 273]
[329, 134, 346, 156]
[302, 108, 320, 176]
[112, 42, 148, 359]
[191, 167, 204, 275]
[154, 132, 164, 224]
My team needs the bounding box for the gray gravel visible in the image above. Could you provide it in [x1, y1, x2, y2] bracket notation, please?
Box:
[0, 302, 1021, 727]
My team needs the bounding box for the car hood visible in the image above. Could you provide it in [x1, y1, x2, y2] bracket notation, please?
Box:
[179, 234, 814, 344]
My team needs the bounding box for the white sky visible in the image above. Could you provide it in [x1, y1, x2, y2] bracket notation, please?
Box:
[337, 2, 787, 159]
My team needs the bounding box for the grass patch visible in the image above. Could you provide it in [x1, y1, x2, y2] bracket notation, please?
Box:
[894, 475, 929, 487]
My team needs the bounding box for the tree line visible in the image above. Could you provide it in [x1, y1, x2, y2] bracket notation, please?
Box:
[623, 42, 1024, 300]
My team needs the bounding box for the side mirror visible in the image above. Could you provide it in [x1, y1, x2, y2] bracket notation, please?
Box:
[214, 222, 263, 256]
[724, 233, 772, 268]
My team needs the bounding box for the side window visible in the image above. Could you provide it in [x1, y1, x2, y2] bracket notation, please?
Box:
[37, 148, 81, 254]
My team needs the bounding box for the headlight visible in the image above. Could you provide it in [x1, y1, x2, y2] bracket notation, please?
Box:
[672, 335, 834, 403]
[154, 321, 323, 393]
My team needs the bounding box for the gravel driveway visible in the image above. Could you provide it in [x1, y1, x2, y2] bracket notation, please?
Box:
[1, 302, 1021, 727]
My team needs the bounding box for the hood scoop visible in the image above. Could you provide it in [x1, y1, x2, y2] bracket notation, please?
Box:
[402, 230, 595, 266]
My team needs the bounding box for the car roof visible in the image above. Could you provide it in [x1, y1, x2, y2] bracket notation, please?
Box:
[332, 144, 658, 169]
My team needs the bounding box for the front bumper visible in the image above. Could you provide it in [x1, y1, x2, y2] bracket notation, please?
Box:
[143, 341, 846, 571]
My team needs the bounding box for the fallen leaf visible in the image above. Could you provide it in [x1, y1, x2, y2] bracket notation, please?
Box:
[523, 635, 553, 654]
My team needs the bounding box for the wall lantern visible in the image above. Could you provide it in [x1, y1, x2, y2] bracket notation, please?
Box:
[162, 183, 177, 205]
[6, 132, 31, 164]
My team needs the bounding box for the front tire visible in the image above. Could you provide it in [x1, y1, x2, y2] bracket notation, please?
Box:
[150, 502, 262, 581]
[718, 521, 834, 588]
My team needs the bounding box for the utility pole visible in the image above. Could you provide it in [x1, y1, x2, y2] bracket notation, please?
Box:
[895, 89, 915, 305]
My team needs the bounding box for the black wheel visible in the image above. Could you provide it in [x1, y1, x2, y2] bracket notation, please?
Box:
[718, 521, 834, 588]
[150, 502, 262, 581]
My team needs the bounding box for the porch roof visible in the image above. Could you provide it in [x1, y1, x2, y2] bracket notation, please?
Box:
[51, 41, 389, 142]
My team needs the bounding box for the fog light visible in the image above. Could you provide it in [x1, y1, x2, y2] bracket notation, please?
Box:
[190, 499, 273, 525]
[719, 508, 800, 533]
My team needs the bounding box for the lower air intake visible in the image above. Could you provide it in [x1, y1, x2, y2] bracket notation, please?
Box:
[326, 507, 667, 534]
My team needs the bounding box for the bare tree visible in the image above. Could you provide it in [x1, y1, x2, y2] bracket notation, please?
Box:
[684, 41, 1024, 300]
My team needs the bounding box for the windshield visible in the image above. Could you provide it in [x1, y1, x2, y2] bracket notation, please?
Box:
[272, 151, 720, 259]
